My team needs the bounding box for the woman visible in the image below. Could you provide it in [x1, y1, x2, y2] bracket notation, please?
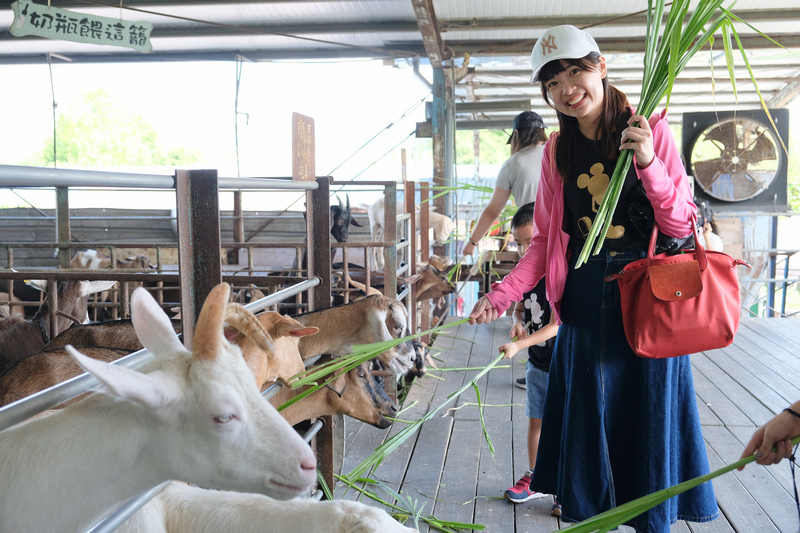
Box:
[462, 110, 547, 256]
[469, 25, 719, 532]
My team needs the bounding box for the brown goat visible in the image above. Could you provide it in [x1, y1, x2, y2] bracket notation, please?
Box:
[0, 280, 116, 375]
[0, 307, 317, 408]
[268, 359, 398, 428]
[293, 294, 415, 375]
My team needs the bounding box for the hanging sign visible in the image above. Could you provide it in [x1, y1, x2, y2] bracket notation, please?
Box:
[292, 112, 315, 182]
[10, 0, 153, 53]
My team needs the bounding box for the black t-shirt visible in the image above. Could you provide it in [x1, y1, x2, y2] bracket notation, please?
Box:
[522, 277, 555, 372]
[562, 134, 649, 250]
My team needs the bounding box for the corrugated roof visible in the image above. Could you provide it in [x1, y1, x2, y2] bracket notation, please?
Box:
[1, 0, 798, 124]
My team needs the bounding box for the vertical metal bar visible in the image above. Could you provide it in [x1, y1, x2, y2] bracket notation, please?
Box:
[310, 177, 331, 313]
[308, 177, 334, 493]
[420, 184, 431, 344]
[767, 215, 778, 317]
[431, 68, 447, 260]
[342, 246, 350, 304]
[55, 187, 71, 269]
[405, 180, 417, 334]
[175, 169, 222, 350]
[231, 191, 243, 265]
[384, 183, 397, 299]
[47, 279, 58, 342]
[120, 282, 130, 319]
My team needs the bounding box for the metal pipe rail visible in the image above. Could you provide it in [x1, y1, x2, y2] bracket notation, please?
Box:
[87, 409, 325, 533]
[0, 277, 322, 532]
[0, 278, 319, 433]
[0, 165, 319, 191]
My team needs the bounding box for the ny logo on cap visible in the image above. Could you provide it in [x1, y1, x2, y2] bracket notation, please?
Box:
[540, 34, 557, 55]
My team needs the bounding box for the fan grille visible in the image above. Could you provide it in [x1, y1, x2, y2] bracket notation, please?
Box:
[690, 118, 780, 202]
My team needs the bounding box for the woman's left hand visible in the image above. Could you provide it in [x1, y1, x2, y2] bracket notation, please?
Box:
[620, 114, 655, 169]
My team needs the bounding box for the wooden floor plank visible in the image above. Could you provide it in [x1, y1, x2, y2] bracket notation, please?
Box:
[727, 425, 796, 498]
[733, 321, 800, 394]
[335, 317, 798, 532]
[703, 426, 780, 532]
[707, 425, 799, 532]
[702, 341, 799, 412]
[474, 417, 517, 532]
[398, 415, 453, 533]
[431, 420, 483, 528]
[692, 352, 776, 425]
[691, 356, 752, 426]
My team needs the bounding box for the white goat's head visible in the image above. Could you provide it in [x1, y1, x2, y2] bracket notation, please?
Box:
[67, 283, 317, 499]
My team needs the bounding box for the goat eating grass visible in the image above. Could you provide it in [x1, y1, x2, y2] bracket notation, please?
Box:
[0, 283, 316, 533]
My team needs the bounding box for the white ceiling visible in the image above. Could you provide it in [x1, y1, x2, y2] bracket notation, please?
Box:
[1, 0, 798, 126]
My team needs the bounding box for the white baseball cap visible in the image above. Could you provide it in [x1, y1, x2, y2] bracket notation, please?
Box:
[529, 25, 601, 84]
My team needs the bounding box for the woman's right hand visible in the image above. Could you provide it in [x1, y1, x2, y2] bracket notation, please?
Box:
[462, 241, 476, 256]
[469, 296, 499, 325]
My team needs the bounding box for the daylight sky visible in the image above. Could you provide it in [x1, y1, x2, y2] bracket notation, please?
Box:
[1, 57, 798, 212]
[0, 59, 435, 210]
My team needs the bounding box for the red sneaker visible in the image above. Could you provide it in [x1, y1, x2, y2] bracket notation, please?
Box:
[504, 473, 548, 503]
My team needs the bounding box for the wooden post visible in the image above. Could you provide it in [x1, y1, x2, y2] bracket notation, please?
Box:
[175, 169, 222, 350]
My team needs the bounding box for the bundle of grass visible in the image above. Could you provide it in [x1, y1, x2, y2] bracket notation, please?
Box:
[577, 0, 784, 267]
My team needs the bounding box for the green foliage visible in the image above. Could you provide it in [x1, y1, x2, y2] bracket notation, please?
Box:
[454, 129, 511, 165]
[28, 89, 200, 168]
[411, 129, 511, 167]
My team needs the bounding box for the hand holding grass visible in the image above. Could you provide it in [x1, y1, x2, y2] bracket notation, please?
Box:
[469, 296, 499, 325]
[738, 400, 800, 469]
[619, 113, 655, 169]
[509, 321, 528, 342]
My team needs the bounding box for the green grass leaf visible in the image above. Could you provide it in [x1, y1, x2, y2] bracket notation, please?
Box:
[554, 435, 800, 532]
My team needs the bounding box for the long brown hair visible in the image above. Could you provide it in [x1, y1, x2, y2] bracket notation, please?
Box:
[538, 53, 631, 183]
[516, 126, 548, 149]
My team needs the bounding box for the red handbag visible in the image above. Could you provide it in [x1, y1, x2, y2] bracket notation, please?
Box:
[606, 222, 750, 358]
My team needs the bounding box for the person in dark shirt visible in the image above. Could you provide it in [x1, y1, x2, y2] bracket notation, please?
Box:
[498, 203, 561, 516]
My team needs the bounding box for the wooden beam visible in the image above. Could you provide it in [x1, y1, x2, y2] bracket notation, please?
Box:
[768, 80, 800, 108]
[410, 0, 449, 65]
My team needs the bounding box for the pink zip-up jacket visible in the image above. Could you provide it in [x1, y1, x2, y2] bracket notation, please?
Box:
[485, 109, 695, 322]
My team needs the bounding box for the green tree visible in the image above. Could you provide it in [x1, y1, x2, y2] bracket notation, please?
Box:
[410, 128, 511, 169]
[29, 89, 200, 168]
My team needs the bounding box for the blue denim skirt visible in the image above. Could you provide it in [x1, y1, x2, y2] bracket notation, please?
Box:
[530, 243, 719, 532]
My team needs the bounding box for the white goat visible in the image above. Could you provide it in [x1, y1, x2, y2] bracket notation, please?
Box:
[120, 481, 418, 533]
[0, 283, 317, 533]
[367, 197, 455, 270]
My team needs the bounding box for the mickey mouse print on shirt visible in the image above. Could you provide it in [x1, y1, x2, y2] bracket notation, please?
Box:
[575, 162, 625, 240]
[522, 290, 549, 348]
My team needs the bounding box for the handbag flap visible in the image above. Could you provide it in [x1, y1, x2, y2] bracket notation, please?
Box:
[648, 260, 703, 301]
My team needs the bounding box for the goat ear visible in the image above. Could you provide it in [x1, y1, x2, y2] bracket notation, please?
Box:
[132, 287, 187, 357]
[66, 345, 180, 410]
[25, 279, 47, 291]
[79, 280, 118, 297]
[349, 217, 363, 228]
[404, 274, 422, 283]
[289, 326, 319, 338]
[193, 283, 232, 361]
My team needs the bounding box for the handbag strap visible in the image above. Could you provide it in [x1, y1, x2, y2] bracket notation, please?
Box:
[646, 215, 707, 270]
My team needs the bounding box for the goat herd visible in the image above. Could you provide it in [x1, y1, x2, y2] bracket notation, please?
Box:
[0, 197, 459, 532]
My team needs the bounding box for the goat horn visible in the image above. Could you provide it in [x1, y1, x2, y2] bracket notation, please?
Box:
[224, 303, 275, 355]
[337, 195, 345, 210]
[193, 283, 231, 361]
[345, 193, 350, 210]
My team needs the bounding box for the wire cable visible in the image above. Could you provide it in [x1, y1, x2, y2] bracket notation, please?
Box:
[326, 93, 429, 178]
